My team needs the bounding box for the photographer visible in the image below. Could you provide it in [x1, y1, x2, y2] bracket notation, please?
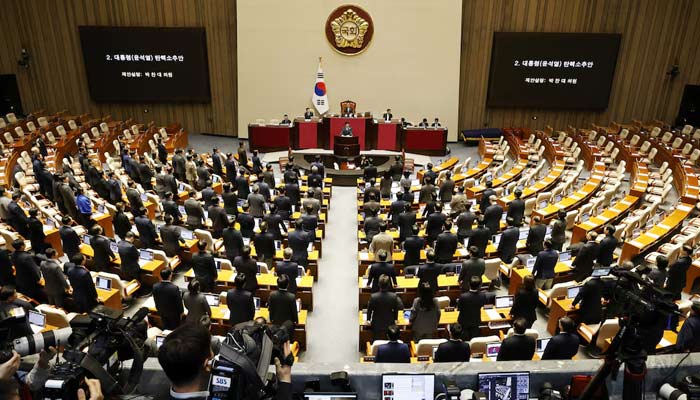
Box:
[158, 323, 292, 400]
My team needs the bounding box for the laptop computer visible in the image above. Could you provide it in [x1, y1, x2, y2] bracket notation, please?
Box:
[178, 183, 185, 192]
[526, 257, 536, 271]
[559, 251, 572, 262]
[539, 200, 548, 209]
[156, 335, 166, 349]
[139, 249, 154, 261]
[495, 295, 514, 308]
[140, 193, 148, 202]
[180, 229, 194, 240]
[178, 205, 187, 215]
[253, 297, 261, 309]
[28, 310, 46, 334]
[519, 228, 529, 241]
[205, 294, 220, 307]
[536, 338, 551, 353]
[96, 276, 112, 290]
[109, 241, 118, 254]
[485, 342, 501, 359]
[567, 285, 581, 299]
[82, 235, 91, 245]
[592, 267, 611, 277]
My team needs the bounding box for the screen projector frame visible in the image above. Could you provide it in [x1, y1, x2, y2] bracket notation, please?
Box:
[78, 25, 211, 103]
[486, 32, 621, 110]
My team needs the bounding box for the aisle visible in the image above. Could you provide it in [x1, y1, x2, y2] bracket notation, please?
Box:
[301, 186, 359, 363]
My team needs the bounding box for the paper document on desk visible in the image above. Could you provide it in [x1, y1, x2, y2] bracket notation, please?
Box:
[485, 309, 501, 320]
[223, 309, 231, 320]
[659, 338, 672, 348]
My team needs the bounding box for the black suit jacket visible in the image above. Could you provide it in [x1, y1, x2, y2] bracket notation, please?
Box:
[417, 262, 443, 291]
[269, 289, 298, 326]
[375, 342, 410, 363]
[254, 231, 276, 259]
[285, 183, 301, 206]
[226, 288, 255, 326]
[397, 211, 416, 241]
[497, 226, 519, 263]
[276, 260, 299, 293]
[507, 199, 526, 226]
[208, 205, 229, 233]
[288, 230, 311, 265]
[572, 242, 599, 281]
[480, 189, 495, 211]
[59, 225, 81, 259]
[367, 262, 397, 292]
[117, 240, 140, 279]
[367, 290, 402, 337]
[526, 224, 547, 255]
[67, 266, 98, 313]
[236, 176, 250, 200]
[192, 251, 218, 287]
[666, 256, 692, 296]
[533, 249, 558, 280]
[434, 340, 471, 362]
[456, 211, 476, 237]
[236, 213, 255, 238]
[162, 199, 181, 221]
[363, 166, 377, 181]
[403, 236, 425, 267]
[597, 235, 618, 267]
[135, 215, 157, 248]
[541, 332, 580, 360]
[153, 281, 183, 330]
[160, 224, 183, 257]
[510, 287, 538, 326]
[457, 290, 487, 328]
[92, 235, 115, 271]
[234, 255, 259, 293]
[483, 204, 503, 235]
[126, 188, 144, 211]
[434, 232, 458, 263]
[264, 213, 286, 240]
[387, 200, 406, 226]
[13, 251, 42, 298]
[573, 278, 603, 324]
[469, 227, 491, 257]
[222, 228, 245, 260]
[497, 334, 535, 361]
[107, 178, 122, 204]
[459, 257, 485, 288]
[426, 212, 447, 241]
[113, 211, 132, 240]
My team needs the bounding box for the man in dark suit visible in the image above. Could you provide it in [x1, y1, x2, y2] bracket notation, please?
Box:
[597, 225, 618, 267]
[363, 207, 382, 243]
[236, 204, 255, 238]
[160, 215, 184, 258]
[433, 323, 471, 362]
[125, 181, 144, 212]
[573, 276, 603, 324]
[665, 244, 693, 300]
[155, 165, 168, 198]
[138, 156, 154, 190]
[382, 108, 393, 121]
[67, 254, 98, 313]
[90, 225, 115, 272]
[572, 231, 600, 282]
[455, 207, 477, 243]
[458, 246, 485, 290]
[226, 273, 256, 327]
[497, 217, 519, 263]
[254, 221, 276, 269]
[363, 179, 380, 203]
[422, 163, 437, 184]
[480, 181, 495, 212]
[283, 164, 299, 185]
[276, 248, 299, 293]
[237, 142, 248, 168]
[106, 172, 123, 204]
[153, 268, 183, 330]
[396, 203, 416, 242]
[340, 122, 353, 136]
[288, 221, 312, 266]
[7, 192, 30, 237]
[201, 185, 217, 208]
[161, 192, 183, 224]
[59, 215, 81, 260]
[417, 249, 443, 291]
[386, 196, 406, 228]
[135, 208, 158, 249]
[533, 239, 558, 289]
[425, 203, 447, 244]
[195, 160, 212, 190]
[497, 318, 536, 361]
[507, 189, 526, 227]
[222, 219, 245, 262]
[469, 220, 491, 258]
[402, 226, 425, 267]
[40, 248, 70, 308]
[457, 276, 487, 340]
[273, 187, 292, 220]
[269, 275, 298, 339]
[192, 241, 218, 293]
[184, 193, 205, 230]
[304, 108, 314, 120]
[118, 232, 141, 281]
[363, 163, 377, 182]
[483, 195, 503, 235]
[211, 148, 224, 176]
[285, 180, 301, 208]
[541, 317, 580, 360]
[367, 275, 402, 340]
[233, 245, 259, 293]
[156, 138, 168, 164]
[171, 148, 186, 181]
[235, 169, 250, 200]
[418, 178, 435, 204]
[113, 202, 132, 240]
[264, 205, 287, 240]
[208, 197, 229, 238]
[434, 221, 458, 264]
[225, 153, 238, 183]
[525, 216, 546, 255]
[366, 250, 396, 292]
[374, 325, 410, 363]
[676, 300, 700, 352]
[439, 171, 455, 203]
[12, 239, 45, 302]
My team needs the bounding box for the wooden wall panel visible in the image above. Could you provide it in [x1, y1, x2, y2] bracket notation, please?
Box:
[0, 0, 237, 136]
[2, 0, 699, 137]
[458, 0, 700, 132]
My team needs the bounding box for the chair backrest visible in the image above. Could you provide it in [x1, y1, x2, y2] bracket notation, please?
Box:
[91, 127, 100, 138]
[15, 126, 24, 137]
[650, 127, 661, 138]
[68, 120, 78, 130]
[415, 339, 447, 356]
[56, 125, 67, 136]
[468, 335, 500, 354]
[603, 141, 614, 153]
[691, 149, 700, 162]
[596, 318, 620, 349]
[619, 129, 629, 140]
[100, 122, 109, 133]
[159, 127, 168, 140]
[46, 132, 56, 144]
[630, 135, 640, 146]
[639, 141, 651, 153]
[506, 328, 539, 341]
[596, 135, 605, 148]
[693, 129, 700, 141]
[36, 304, 71, 328]
[524, 198, 537, 217]
[436, 296, 451, 309]
[484, 258, 500, 280]
[4, 131, 14, 143]
[682, 143, 693, 156]
[0, 117, 6, 128]
[682, 125, 693, 135]
[672, 137, 683, 149]
[6, 113, 17, 123]
[194, 229, 216, 253]
[565, 210, 578, 230]
[256, 262, 269, 274]
[37, 117, 48, 127]
[647, 147, 657, 162]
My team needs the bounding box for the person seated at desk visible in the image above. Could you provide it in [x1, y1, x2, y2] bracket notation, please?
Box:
[368, 275, 403, 340]
[542, 316, 580, 360]
[676, 300, 700, 352]
[572, 275, 603, 325]
[400, 117, 412, 128]
[533, 239, 558, 289]
[403, 225, 425, 268]
[118, 231, 141, 281]
[510, 275, 538, 329]
[375, 325, 410, 363]
[382, 108, 393, 122]
[304, 108, 314, 120]
[367, 250, 396, 292]
[418, 118, 430, 128]
[340, 122, 353, 137]
[431, 118, 441, 128]
[280, 114, 291, 125]
[435, 221, 458, 264]
[369, 223, 394, 262]
[434, 323, 471, 362]
[457, 276, 488, 340]
[226, 273, 255, 327]
[342, 106, 354, 117]
[497, 317, 535, 361]
[409, 282, 441, 340]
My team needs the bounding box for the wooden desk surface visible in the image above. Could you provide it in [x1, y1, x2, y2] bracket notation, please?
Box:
[358, 306, 512, 326]
[358, 274, 489, 290]
[498, 161, 565, 207]
[184, 268, 314, 289]
[620, 203, 693, 262]
[79, 243, 164, 273]
[468, 159, 529, 199]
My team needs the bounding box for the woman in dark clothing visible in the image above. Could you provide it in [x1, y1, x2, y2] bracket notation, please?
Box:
[409, 282, 441, 340]
[510, 274, 538, 328]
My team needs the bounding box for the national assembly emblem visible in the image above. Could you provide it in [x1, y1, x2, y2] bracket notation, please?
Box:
[325, 5, 374, 55]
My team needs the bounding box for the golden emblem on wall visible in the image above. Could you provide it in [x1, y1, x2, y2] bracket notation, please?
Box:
[325, 5, 374, 55]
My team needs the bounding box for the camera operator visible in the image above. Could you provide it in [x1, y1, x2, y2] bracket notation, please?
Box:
[158, 323, 292, 400]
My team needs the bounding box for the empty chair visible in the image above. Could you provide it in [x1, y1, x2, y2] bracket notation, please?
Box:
[689, 149, 700, 166]
[565, 210, 577, 230]
[6, 113, 17, 123]
[661, 131, 673, 144]
[100, 122, 109, 133]
[68, 120, 78, 130]
[681, 124, 694, 135]
[596, 135, 606, 148]
[45, 131, 57, 145]
[15, 126, 25, 137]
[56, 125, 67, 137]
[414, 339, 448, 357]
[37, 117, 48, 127]
[4, 131, 14, 144]
[524, 198, 537, 217]
[122, 129, 133, 141]
[629, 135, 640, 147]
[638, 141, 651, 156]
[0, 117, 5, 129]
[681, 143, 693, 157]
[671, 137, 684, 149]
[26, 121, 37, 132]
[159, 127, 168, 140]
[693, 129, 700, 141]
[619, 129, 629, 141]
[649, 127, 661, 138]
[90, 127, 100, 138]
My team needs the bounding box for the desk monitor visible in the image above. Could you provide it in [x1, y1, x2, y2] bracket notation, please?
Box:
[96, 277, 112, 290]
[592, 267, 611, 277]
[539, 200, 548, 209]
[109, 242, 118, 254]
[485, 342, 501, 358]
[495, 295, 514, 308]
[253, 297, 261, 309]
[567, 285, 581, 299]
[97, 204, 106, 214]
[274, 240, 282, 250]
[381, 374, 434, 400]
[205, 294, 220, 307]
[477, 371, 530, 400]
[181, 229, 194, 240]
[554, 195, 563, 203]
[28, 310, 46, 327]
[139, 249, 154, 261]
[581, 213, 590, 222]
[501, 213, 507, 221]
[156, 335, 166, 349]
[304, 394, 357, 400]
[463, 238, 470, 248]
[536, 338, 550, 353]
[179, 205, 187, 215]
[82, 235, 91, 245]
[559, 251, 572, 262]
[526, 257, 536, 270]
[518, 229, 529, 241]
[178, 183, 185, 192]
[215, 260, 222, 270]
[297, 266, 305, 277]
[492, 234, 502, 246]
[44, 219, 55, 229]
[140, 193, 148, 202]
[546, 226, 552, 236]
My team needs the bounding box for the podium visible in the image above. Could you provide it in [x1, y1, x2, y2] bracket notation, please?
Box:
[329, 117, 367, 150]
[248, 124, 292, 151]
[334, 136, 360, 157]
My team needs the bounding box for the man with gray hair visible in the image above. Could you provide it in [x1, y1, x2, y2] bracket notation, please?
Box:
[276, 248, 300, 293]
[247, 184, 266, 218]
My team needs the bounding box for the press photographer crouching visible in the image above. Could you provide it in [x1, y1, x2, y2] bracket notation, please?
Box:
[158, 321, 293, 400]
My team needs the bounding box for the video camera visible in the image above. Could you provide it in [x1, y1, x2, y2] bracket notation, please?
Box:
[208, 321, 294, 400]
[1, 305, 148, 400]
